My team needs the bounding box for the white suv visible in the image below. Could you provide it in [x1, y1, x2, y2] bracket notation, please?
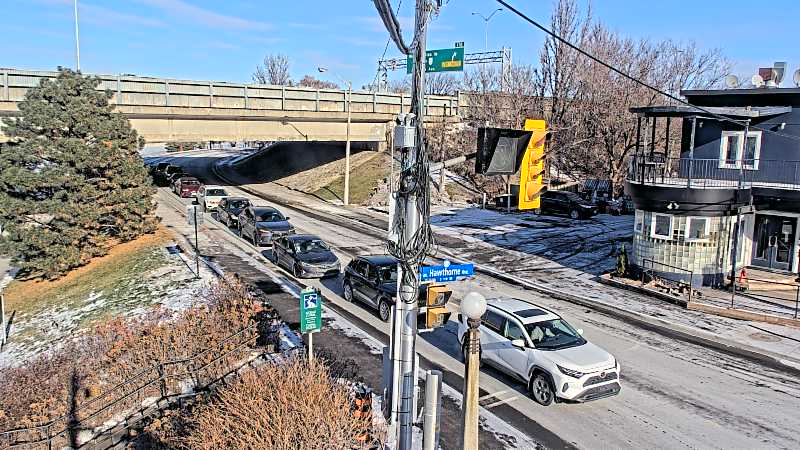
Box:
[196, 185, 229, 211]
[456, 297, 620, 405]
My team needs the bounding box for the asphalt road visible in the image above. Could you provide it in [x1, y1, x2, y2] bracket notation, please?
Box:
[148, 149, 800, 450]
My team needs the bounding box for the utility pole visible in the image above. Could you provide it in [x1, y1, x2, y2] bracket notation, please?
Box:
[73, 0, 81, 71]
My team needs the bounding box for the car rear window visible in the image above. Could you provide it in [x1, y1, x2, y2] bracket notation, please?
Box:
[228, 200, 249, 209]
[206, 189, 227, 196]
[183, 180, 200, 185]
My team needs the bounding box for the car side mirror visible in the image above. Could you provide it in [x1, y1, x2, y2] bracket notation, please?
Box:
[285, 216, 290, 221]
[511, 339, 526, 349]
[577, 328, 584, 335]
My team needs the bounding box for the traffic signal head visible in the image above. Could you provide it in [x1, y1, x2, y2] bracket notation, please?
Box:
[475, 127, 534, 175]
[418, 283, 453, 330]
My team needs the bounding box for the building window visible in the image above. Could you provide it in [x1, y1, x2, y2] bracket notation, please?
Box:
[719, 130, 761, 170]
[686, 217, 710, 241]
[634, 210, 643, 234]
[651, 214, 673, 240]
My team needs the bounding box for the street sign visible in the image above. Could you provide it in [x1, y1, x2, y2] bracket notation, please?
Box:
[186, 205, 204, 226]
[406, 47, 465, 74]
[420, 260, 474, 282]
[300, 287, 322, 333]
[667, 201, 679, 210]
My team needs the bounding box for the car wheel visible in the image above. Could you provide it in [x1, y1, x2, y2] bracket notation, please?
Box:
[529, 372, 554, 406]
[461, 339, 483, 368]
[378, 298, 391, 322]
[570, 209, 580, 220]
[343, 281, 354, 302]
[533, 208, 542, 216]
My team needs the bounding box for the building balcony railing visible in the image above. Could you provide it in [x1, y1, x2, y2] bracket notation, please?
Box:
[627, 155, 800, 190]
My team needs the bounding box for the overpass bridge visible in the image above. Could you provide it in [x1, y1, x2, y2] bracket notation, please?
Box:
[0, 69, 460, 145]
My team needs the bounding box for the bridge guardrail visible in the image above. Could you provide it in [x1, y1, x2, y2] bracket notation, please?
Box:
[0, 69, 459, 117]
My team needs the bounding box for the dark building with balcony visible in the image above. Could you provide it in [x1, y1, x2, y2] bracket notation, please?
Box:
[626, 86, 800, 286]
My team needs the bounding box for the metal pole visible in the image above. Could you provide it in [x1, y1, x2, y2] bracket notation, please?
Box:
[730, 120, 750, 308]
[344, 82, 352, 206]
[506, 175, 511, 213]
[194, 206, 200, 279]
[422, 370, 442, 450]
[462, 322, 481, 450]
[73, 0, 81, 71]
[308, 331, 313, 362]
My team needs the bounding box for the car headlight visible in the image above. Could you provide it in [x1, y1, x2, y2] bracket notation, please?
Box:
[556, 365, 586, 379]
[258, 229, 272, 236]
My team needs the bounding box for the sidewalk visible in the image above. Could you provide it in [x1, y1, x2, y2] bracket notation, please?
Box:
[216, 158, 800, 371]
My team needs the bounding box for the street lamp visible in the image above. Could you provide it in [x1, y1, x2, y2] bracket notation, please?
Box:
[73, 0, 81, 71]
[472, 8, 502, 52]
[460, 291, 486, 450]
[318, 67, 352, 206]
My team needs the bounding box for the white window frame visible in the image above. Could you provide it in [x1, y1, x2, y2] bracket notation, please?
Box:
[634, 210, 644, 234]
[685, 217, 710, 242]
[718, 130, 762, 170]
[651, 213, 673, 240]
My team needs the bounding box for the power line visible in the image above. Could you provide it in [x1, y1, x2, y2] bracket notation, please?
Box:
[371, 0, 404, 90]
[495, 0, 800, 144]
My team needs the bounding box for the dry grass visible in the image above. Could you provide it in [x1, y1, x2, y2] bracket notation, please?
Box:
[0, 276, 260, 439]
[315, 152, 390, 205]
[2, 227, 172, 313]
[144, 358, 385, 450]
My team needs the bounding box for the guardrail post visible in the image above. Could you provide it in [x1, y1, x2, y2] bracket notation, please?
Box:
[156, 363, 168, 398]
[209, 83, 214, 108]
[115, 74, 122, 104]
[281, 86, 285, 110]
[244, 85, 248, 109]
[164, 81, 170, 107]
[2, 70, 8, 101]
[315, 89, 320, 112]
[373, 91, 377, 113]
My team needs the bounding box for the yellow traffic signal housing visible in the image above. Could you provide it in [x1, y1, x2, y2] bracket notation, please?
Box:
[418, 283, 453, 330]
[518, 119, 547, 210]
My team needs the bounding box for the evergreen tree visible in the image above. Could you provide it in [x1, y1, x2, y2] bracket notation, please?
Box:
[0, 68, 158, 279]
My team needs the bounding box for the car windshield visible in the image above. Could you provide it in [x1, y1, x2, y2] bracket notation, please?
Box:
[256, 211, 285, 222]
[295, 239, 328, 253]
[206, 188, 227, 196]
[563, 192, 583, 202]
[228, 200, 249, 210]
[377, 264, 397, 282]
[524, 319, 586, 350]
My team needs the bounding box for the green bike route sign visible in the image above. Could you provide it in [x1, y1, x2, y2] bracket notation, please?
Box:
[299, 287, 322, 333]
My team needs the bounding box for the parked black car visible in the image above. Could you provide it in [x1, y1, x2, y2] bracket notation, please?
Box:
[272, 234, 340, 278]
[216, 197, 251, 228]
[342, 255, 398, 322]
[536, 190, 598, 219]
[150, 162, 170, 176]
[154, 164, 183, 186]
[238, 206, 294, 246]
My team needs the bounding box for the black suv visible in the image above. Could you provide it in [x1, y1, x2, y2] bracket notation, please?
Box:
[537, 190, 598, 219]
[342, 255, 398, 321]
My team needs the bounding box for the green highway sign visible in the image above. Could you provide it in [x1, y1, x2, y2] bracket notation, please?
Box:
[406, 47, 465, 74]
[299, 287, 322, 333]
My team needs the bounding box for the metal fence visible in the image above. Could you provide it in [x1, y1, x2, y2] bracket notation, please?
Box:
[627, 155, 800, 190]
[0, 320, 281, 449]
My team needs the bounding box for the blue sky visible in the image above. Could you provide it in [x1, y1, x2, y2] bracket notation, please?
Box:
[2, 0, 799, 88]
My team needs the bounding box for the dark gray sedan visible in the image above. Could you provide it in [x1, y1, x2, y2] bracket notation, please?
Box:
[238, 206, 294, 246]
[272, 234, 340, 278]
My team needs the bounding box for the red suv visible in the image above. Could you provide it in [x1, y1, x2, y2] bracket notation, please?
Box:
[173, 176, 201, 198]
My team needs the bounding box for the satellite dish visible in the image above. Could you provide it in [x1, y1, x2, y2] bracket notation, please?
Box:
[794, 69, 800, 87]
[725, 74, 740, 89]
[751, 74, 765, 88]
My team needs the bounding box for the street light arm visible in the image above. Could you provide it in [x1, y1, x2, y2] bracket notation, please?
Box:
[487, 8, 503, 21]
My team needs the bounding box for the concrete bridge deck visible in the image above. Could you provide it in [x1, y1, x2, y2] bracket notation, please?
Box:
[0, 68, 460, 144]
